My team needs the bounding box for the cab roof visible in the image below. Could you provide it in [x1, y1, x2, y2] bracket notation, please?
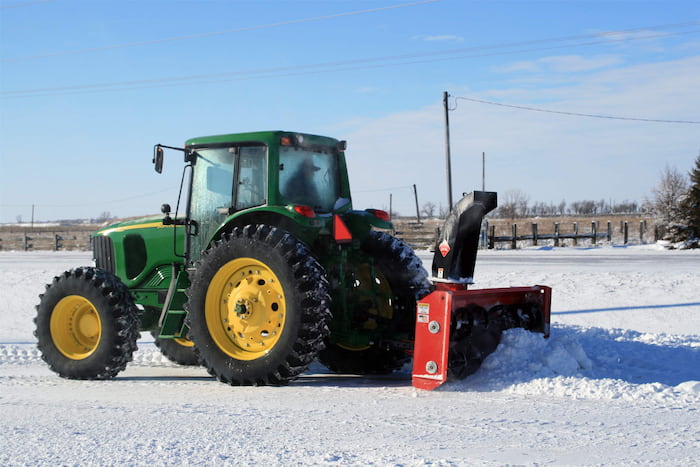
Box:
[185, 131, 340, 148]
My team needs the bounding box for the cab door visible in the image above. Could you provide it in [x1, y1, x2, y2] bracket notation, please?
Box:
[188, 143, 267, 261]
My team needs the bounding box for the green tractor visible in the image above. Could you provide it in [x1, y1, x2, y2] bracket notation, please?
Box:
[36, 131, 433, 385]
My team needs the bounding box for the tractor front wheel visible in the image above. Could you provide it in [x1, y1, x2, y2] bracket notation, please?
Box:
[34, 267, 140, 380]
[186, 225, 331, 386]
[151, 331, 200, 366]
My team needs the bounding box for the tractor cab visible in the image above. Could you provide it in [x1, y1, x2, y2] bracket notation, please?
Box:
[155, 131, 354, 264]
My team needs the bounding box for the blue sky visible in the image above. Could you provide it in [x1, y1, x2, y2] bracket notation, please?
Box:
[1, 0, 699, 222]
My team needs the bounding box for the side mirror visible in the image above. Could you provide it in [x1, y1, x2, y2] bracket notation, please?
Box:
[153, 146, 164, 173]
[161, 203, 173, 225]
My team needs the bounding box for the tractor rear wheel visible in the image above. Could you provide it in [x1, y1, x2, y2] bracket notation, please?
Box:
[186, 225, 331, 386]
[34, 267, 140, 380]
[151, 331, 200, 366]
[319, 231, 432, 375]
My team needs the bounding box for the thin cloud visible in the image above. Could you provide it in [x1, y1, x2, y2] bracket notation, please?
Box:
[495, 54, 623, 74]
[412, 34, 465, 43]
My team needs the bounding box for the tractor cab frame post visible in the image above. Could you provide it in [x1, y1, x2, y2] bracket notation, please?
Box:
[153, 143, 197, 264]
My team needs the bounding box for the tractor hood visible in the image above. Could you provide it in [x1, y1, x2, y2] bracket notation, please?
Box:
[94, 216, 169, 237]
[92, 215, 185, 289]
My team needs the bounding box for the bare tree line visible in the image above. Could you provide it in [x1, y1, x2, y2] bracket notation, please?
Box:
[493, 190, 643, 219]
[416, 191, 642, 220]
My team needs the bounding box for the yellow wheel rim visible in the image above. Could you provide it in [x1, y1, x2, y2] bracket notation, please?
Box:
[50, 295, 102, 360]
[338, 263, 393, 352]
[337, 342, 371, 351]
[205, 257, 286, 360]
[354, 263, 393, 320]
[173, 337, 195, 348]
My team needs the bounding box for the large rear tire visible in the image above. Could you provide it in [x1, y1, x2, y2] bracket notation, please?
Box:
[34, 267, 140, 380]
[319, 231, 432, 374]
[186, 225, 331, 386]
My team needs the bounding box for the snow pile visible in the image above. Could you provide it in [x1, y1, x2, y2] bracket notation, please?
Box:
[466, 327, 592, 386]
[455, 325, 700, 404]
[677, 380, 700, 394]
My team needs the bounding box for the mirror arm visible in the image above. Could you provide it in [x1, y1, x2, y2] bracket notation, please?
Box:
[153, 144, 195, 173]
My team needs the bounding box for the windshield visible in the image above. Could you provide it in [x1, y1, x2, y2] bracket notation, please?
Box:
[278, 146, 340, 212]
[191, 145, 267, 213]
[192, 147, 235, 214]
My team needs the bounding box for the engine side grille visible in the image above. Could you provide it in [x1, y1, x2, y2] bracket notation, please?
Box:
[92, 235, 115, 273]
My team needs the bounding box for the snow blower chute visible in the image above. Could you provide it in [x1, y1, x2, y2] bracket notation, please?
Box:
[412, 191, 551, 390]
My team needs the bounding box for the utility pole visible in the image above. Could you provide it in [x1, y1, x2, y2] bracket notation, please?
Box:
[389, 193, 393, 221]
[443, 91, 453, 209]
[413, 184, 422, 224]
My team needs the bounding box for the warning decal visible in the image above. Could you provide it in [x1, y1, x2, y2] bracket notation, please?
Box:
[439, 240, 450, 257]
[417, 303, 430, 323]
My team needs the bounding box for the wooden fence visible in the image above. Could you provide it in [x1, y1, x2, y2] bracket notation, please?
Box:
[486, 220, 654, 249]
[0, 218, 657, 252]
[0, 226, 96, 251]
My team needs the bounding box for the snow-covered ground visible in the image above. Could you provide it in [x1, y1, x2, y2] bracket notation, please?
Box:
[1, 247, 698, 466]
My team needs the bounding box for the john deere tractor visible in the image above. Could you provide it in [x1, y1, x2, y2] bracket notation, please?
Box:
[36, 130, 551, 388]
[35, 131, 433, 385]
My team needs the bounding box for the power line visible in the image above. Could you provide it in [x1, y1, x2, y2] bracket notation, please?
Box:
[4, 27, 699, 99]
[452, 96, 700, 124]
[0, 0, 57, 9]
[354, 185, 413, 193]
[4, 15, 696, 66]
[0, 186, 179, 208]
[1, 0, 441, 62]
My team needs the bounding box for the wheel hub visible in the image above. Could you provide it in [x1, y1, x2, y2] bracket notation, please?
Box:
[234, 298, 252, 319]
[206, 258, 286, 360]
[50, 295, 102, 360]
